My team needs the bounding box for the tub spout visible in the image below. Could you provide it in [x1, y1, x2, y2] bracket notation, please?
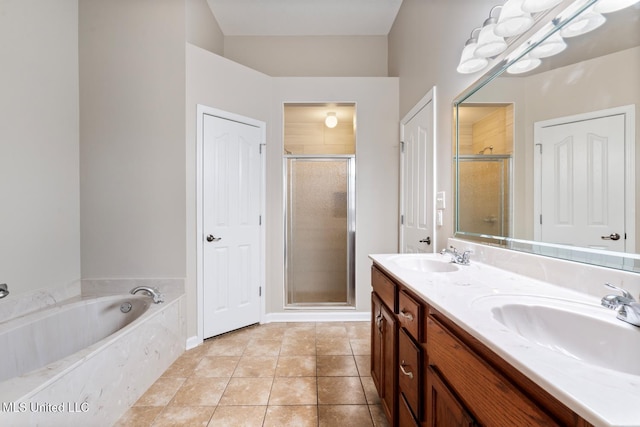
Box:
[0, 283, 8, 299]
[130, 286, 164, 304]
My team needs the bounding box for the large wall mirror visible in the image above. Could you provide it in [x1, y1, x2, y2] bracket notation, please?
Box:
[454, 0, 640, 271]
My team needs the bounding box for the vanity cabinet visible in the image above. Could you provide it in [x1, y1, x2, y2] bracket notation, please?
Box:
[371, 264, 595, 427]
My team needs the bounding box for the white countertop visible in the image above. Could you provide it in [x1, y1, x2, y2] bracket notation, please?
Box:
[369, 253, 640, 427]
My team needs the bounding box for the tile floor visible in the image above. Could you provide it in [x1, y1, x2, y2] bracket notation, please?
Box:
[115, 321, 389, 427]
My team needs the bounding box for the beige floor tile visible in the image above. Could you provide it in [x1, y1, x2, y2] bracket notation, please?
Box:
[318, 405, 373, 427]
[114, 406, 163, 426]
[345, 322, 371, 339]
[208, 406, 266, 426]
[350, 338, 371, 355]
[151, 405, 215, 427]
[264, 405, 318, 427]
[316, 337, 352, 355]
[316, 324, 348, 338]
[194, 356, 240, 378]
[369, 404, 391, 427]
[135, 377, 186, 406]
[251, 326, 287, 340]
[318, 376, 367, 405]
[171, 377, 229, 406]
[162, 355, 201, 378]
[269, 377, 317, 405]
[355, 355, 371, 377]
[360, 376, 381, 405]
[204, 339, 248, 357]
[280, 336, 316, 355]
[243, 339, 282, 356]
[275, 355, 316, 377]
[316, 355, 359, 376]
[233, 355, 278, 377]
[218, 377, 273, 406]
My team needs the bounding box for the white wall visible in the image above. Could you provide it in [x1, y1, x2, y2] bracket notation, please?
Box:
[79, 0, 186, 280]
[224, 36, 389, 77]
[270, 77, 400, 315]
[388, 0, 499, 250]
[0, 0, 80, 296]
[187, 0, 224, 55]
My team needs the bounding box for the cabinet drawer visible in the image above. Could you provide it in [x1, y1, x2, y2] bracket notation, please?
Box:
[399, 392, 419, 427]
[398, 290, 421, 340]
[398, 328, 421, 420]
[426, 366, 474, 427]
[427, 316, 560, 427]
[372, 266, 397, 311]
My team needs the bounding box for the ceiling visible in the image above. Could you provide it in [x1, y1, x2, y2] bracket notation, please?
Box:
[206, 0, 404, 36]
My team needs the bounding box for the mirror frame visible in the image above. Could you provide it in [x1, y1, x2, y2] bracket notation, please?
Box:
[452, 0, 640, 273]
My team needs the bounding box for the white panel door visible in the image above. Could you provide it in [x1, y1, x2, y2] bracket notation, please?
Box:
[401, 101, 435, 253]
[538, 114, 625, 251]
[203, 114, 262, 339]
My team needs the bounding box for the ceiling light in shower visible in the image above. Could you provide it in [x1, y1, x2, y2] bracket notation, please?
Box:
[521, 0, 563, 13]
[457, 28, 489, 74]
[594, 0, 640, 13]
[325, 112, 338, 128]
[559, 5, 606, 37]
[495, 0, 535, 37]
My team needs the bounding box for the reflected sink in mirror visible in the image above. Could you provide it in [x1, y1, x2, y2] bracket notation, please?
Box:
[388, 255, 459, 273]
[477, 296, 640, 376]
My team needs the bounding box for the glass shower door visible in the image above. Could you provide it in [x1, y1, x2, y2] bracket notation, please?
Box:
[285, 156, 355, 307]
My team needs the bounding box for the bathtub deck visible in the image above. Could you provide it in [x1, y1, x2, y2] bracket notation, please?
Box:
[114, 321, 387, 426]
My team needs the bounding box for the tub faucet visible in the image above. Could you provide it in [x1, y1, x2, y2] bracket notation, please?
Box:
[0, 284, 8, 299]
[601, 283, 640, 327]
[130, 286, 164, 304]
[440, 246, 471, 265]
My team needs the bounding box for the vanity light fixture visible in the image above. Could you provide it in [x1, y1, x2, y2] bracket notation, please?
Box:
[594, 0, 640, 13]
[475, 6, 508, 58]
[495, 0, 535, 37]
[325, 112, 338, 128]
[559, 5, 606, 37]
[521, 0, 563, 13]
[529, 28, 567, 58]
[507, 53, 542, 73]
[457, 28, 490, 74]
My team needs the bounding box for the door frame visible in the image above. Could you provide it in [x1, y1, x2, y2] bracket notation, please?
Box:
[399, 87, 437, 253]
[533, 104, 635, 252]
[196, 104, 266, 344]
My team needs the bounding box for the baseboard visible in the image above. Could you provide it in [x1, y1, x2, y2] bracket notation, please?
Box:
[263, 311, 370, 323]
[185, 335, 201, 350]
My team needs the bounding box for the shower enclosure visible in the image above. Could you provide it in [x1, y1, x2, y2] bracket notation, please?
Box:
[284, 155, 355, 307]
[457, 154, 512, 237]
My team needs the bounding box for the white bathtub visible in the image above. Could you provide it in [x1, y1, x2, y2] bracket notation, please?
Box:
[0, 287, 185, 427]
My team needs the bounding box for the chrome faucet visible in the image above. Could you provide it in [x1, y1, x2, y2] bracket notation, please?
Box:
[130, 286, 164, 304]
[440, 246, 471, 265]
[601, 283, 640, 327]
[0, 284, 8, 299]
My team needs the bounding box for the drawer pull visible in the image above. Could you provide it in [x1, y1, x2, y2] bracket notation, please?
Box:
[399, 309, 414, 321]
[400, 360, 414, 379]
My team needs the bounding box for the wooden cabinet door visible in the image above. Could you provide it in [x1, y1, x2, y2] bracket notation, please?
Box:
[426, 367, 475, 427]
[371, 292, 384, 394]
[381, 300, 398, 424]
[398, 327, 421, 420]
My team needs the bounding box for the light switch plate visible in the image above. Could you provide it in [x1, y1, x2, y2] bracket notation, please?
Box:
[436, 191, 446, 210]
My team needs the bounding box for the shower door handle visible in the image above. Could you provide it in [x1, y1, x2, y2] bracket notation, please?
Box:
[419, 237, 431, 245]
[206, 234, 222, 242]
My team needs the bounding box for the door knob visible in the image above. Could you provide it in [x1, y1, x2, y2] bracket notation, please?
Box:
[206, 235, 222, 242]
[601, 233, 621, 241]
[419, 237, 431, 245]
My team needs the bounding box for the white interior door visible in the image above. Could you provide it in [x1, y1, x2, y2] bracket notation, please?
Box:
[401, 93, 435, 253]
[536, 114, 626, 251]
[203, 114, 262, 339]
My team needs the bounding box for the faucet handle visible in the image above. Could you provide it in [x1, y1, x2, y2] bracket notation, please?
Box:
[604, 283, 635, 301]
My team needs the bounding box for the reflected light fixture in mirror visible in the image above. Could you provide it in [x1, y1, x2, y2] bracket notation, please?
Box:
[594, 0, 640, 12]
[559, 5, 606, 37]
[457, 28, 489, 74]
[529, 29, 567, 58]
[506, 53, 542, 73]
[495, 0, 535, 37]
[475, 6, 508, 58]
[522, 0, 563, 12]
[325, 112, 338, 128]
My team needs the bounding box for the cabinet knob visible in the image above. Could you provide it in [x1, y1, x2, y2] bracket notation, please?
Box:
[400, 360, 414, 379]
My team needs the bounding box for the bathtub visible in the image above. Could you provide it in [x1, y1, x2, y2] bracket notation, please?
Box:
[0, 287, 185, 427]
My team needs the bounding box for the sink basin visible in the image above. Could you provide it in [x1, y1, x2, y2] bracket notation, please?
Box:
[478, 296, 640, 375]
[389, 255, 459, 273]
